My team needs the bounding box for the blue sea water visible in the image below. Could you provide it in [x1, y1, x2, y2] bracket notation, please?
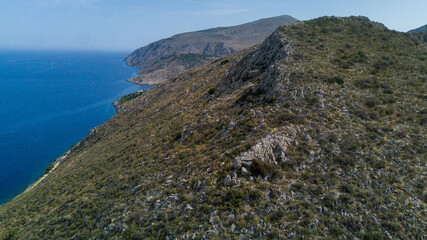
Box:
[0, 50, 149, 204]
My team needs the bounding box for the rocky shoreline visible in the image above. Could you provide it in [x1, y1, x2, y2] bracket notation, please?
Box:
[125, 75, 162, 86]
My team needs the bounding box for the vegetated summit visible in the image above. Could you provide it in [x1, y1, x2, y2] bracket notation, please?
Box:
[124, 15, 297, 85]
[1, 16, 426, 239]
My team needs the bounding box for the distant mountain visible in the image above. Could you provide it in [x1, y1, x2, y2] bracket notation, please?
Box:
[124, 15, 298, 84]
[408, 24, 427, 45]
[408, 24, 427, 33]
[1, 16, 425, 239]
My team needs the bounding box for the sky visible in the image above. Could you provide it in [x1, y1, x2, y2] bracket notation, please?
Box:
[0, 0, 426, 52]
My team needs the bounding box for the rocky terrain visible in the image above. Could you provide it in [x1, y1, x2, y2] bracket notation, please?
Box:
[0, 16, 426, 239]
[124, 15, 297, 85]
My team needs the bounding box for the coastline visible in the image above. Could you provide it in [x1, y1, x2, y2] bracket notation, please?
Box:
[24, 150, 71, 193]
[22, 124, 98, 195]
[112, 98, 122, 113]
[13, 57, 151, 205]
[0, 55, 147, 205]
[123, 60, 175, 86]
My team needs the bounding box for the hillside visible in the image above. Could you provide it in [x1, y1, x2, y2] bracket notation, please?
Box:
[124, 15, 297, 85]
[409, 24, 427, 33]
[1, 16, 426, 239]
[409, 24, 427, 46]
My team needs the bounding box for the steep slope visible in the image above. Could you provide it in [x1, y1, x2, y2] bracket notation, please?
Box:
[1, 16, 426, 239]
[124, 15, 297, 85]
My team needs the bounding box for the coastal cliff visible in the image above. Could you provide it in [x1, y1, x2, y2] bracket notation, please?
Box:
[124, 15, 297, 85]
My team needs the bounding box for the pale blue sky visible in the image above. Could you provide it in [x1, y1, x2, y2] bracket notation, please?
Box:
[1, 0, 426, 51]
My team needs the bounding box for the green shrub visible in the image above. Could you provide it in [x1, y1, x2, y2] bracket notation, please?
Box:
[208, 88, 216, 95]
[120, 91, 144, 102]
[220, 59, 230, 65]
[270, 209, 285, 222]
[44, 163, 55, 174]
[365, 98, 378, 108]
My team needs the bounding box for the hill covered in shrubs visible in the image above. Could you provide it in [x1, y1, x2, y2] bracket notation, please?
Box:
[0, 16, 426, 239]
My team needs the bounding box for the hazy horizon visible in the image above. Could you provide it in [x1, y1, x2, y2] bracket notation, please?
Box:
[1, 0, 426, 52]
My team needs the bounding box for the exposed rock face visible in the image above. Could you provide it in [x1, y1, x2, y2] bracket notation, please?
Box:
[112, 99, 123, 113]
[125, 15, 298, 85]
[233, 131, 295, 172]
[219, 28, 293, 95]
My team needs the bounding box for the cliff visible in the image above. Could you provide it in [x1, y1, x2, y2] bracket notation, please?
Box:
[124, 15, 298, 85]
[0, 16, 425, 239]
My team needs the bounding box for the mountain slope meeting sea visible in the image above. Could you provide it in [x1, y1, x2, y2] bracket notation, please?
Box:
[0, 16, 426, 239]
[124, 15, 298, 85]
[0, 50, 148, 205]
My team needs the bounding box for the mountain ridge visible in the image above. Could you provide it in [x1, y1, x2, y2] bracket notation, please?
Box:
[408, 24, 427, 33]
[124, 15, 298, 85]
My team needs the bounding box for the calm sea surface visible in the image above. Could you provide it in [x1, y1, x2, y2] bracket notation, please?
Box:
[0, 50, 149, 204]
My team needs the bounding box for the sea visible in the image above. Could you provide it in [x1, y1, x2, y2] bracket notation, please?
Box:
[0, 50, 149, 204]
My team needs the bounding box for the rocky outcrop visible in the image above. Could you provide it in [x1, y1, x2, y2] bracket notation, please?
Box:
[219, 28, 293, 94]
[112, 99, 123, 113]
[233, 130, 296, 175]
